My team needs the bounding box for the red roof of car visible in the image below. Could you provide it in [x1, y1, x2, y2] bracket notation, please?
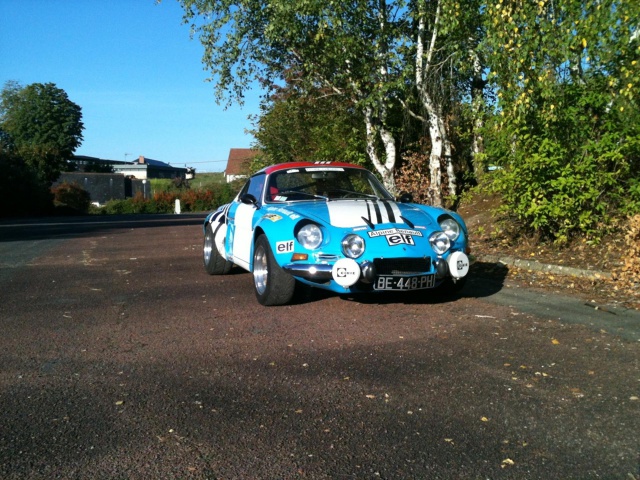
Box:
[259, 162, 366, 175]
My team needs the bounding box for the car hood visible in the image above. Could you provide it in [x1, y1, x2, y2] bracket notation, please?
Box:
[280, 199, 444, 231]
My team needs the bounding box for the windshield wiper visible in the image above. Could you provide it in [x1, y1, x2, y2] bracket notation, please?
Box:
[278, 190, 328, 201]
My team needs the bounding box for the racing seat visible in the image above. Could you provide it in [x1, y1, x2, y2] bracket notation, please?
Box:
[268, 185, 279, 201]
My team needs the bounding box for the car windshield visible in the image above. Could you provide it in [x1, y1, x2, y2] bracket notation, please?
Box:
[265, 166, 392, 203]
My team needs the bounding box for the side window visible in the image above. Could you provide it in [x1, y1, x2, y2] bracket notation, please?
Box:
[237, 180, 250, 199]
[244, 173, 266, 203]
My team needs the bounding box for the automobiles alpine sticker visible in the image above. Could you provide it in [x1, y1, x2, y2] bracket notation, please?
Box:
[367, 228, 424, 238]
[275, 240, 295, 254]
[266, 206, 301, 220]
[368, 227, 423, 246]
[326, 200, 402, 228]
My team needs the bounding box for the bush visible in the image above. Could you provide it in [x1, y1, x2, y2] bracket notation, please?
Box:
[98, 182, 238, 215]
[51, 181, 91, 214]
[485, 78, 640, 243]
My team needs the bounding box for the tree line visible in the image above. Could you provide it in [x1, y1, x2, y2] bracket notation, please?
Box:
[0, 81, 84, 216]
[178, 0, 639, 242]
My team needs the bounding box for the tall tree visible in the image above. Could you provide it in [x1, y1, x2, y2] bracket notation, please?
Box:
[178, 0, 407, 192]
[401, 0, 485, 205]
[0, 82, 84, 183]
[251, 82, 368, 166]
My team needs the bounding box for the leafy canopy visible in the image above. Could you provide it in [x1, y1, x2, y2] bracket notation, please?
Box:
[1, 82, 84, 183]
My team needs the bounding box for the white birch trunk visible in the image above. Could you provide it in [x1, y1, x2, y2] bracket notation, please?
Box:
[469, 48, 485, 178]
[364, 106, 397, 195]
[415, 0, 445, 206]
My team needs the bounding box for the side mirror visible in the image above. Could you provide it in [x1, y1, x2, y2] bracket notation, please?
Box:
[240, 193, 258, 206]
[398, 192, 413, 203]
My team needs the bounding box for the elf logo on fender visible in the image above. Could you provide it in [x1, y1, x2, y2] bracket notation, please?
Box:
[276, 240, 294, 254]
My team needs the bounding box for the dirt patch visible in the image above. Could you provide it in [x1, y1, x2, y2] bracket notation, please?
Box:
[457, 191, 639, 311]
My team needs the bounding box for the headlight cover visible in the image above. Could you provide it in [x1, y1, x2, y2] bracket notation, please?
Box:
[429, 231, 451, 255]
[439, 218, 460, 242]
[297, 223, 323, 250]
[342, 234, 365, 258]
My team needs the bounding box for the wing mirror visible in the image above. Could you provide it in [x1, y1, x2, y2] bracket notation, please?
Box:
[397, 192, 413, 203]
[240, 193, 258, 206]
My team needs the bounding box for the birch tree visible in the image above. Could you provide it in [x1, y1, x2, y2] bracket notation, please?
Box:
[408, 0, 485, 205]
[178, 0, 408, 193]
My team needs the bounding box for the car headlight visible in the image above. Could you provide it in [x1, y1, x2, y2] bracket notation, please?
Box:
[429, 231, 451, 255]
[342, 234, 365, 259]
[439, 218, 460, 242]
[297, 223, 323, 250]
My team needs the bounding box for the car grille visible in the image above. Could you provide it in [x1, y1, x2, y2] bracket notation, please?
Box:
[373, 257, 431, 275]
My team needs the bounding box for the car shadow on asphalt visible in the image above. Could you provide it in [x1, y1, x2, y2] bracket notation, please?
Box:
[336, 261, 509, 306]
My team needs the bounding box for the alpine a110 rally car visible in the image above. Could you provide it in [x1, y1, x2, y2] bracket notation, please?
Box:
[203, 162, 470, 306]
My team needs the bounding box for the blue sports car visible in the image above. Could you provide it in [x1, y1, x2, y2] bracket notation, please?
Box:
[203, 162, 470, 305]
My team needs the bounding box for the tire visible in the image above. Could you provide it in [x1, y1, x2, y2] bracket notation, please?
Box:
[203, 224, 232, 275]
[253, 234, 296, 306]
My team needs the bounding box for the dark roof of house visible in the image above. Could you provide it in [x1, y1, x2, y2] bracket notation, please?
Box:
[139, 157, 171, 168]
[225, 148, 259, 176]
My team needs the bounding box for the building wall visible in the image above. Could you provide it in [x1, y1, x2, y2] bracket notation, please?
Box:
[55, 173, 127, 205]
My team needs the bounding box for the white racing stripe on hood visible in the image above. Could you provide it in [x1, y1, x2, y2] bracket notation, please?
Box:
[326, 200, 402, 227]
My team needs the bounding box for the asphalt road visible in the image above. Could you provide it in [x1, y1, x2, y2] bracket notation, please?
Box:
[1, 215, 639, 479]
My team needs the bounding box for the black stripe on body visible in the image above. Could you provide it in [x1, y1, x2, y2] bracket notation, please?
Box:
[381, 200, 396, 223]
[372, 200, 383, 224]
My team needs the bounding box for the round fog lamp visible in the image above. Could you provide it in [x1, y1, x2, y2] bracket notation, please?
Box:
[332, 258, 361, 287]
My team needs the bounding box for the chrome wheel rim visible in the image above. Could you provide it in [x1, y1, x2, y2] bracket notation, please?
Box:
[203, 231, 213, 265]
[253, 244, 268, 295]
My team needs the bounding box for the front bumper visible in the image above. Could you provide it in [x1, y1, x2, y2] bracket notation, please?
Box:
[283, 251, 469, 288]
[282, 263, 333, 281]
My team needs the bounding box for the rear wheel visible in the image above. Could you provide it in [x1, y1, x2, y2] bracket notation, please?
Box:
[253, 234, 296, 306]
[203, 224, 232, 275]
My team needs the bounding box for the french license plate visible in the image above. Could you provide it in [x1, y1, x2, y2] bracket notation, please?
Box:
[373, 274, 435, 291]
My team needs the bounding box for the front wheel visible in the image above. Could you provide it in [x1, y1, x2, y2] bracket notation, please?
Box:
[253, 234, 296, 306]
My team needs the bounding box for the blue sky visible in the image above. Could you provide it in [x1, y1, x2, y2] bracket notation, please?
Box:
[0, 0, 263, 172]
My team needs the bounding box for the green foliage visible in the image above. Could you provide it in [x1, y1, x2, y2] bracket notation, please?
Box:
[51, 182, 91, 214]
[481, 0, 640, 241]
[0, 145, 52, 217]
[251, 85, 368, 168]
[486, 78, 640, 241]
[176, 0, 638, 241]
[0, 82, 84, 183]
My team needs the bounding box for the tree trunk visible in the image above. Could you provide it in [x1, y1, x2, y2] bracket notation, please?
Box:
[364, 107, 397, 195]
[470, 49, 486, 180]
[426, 109, 443, 206]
